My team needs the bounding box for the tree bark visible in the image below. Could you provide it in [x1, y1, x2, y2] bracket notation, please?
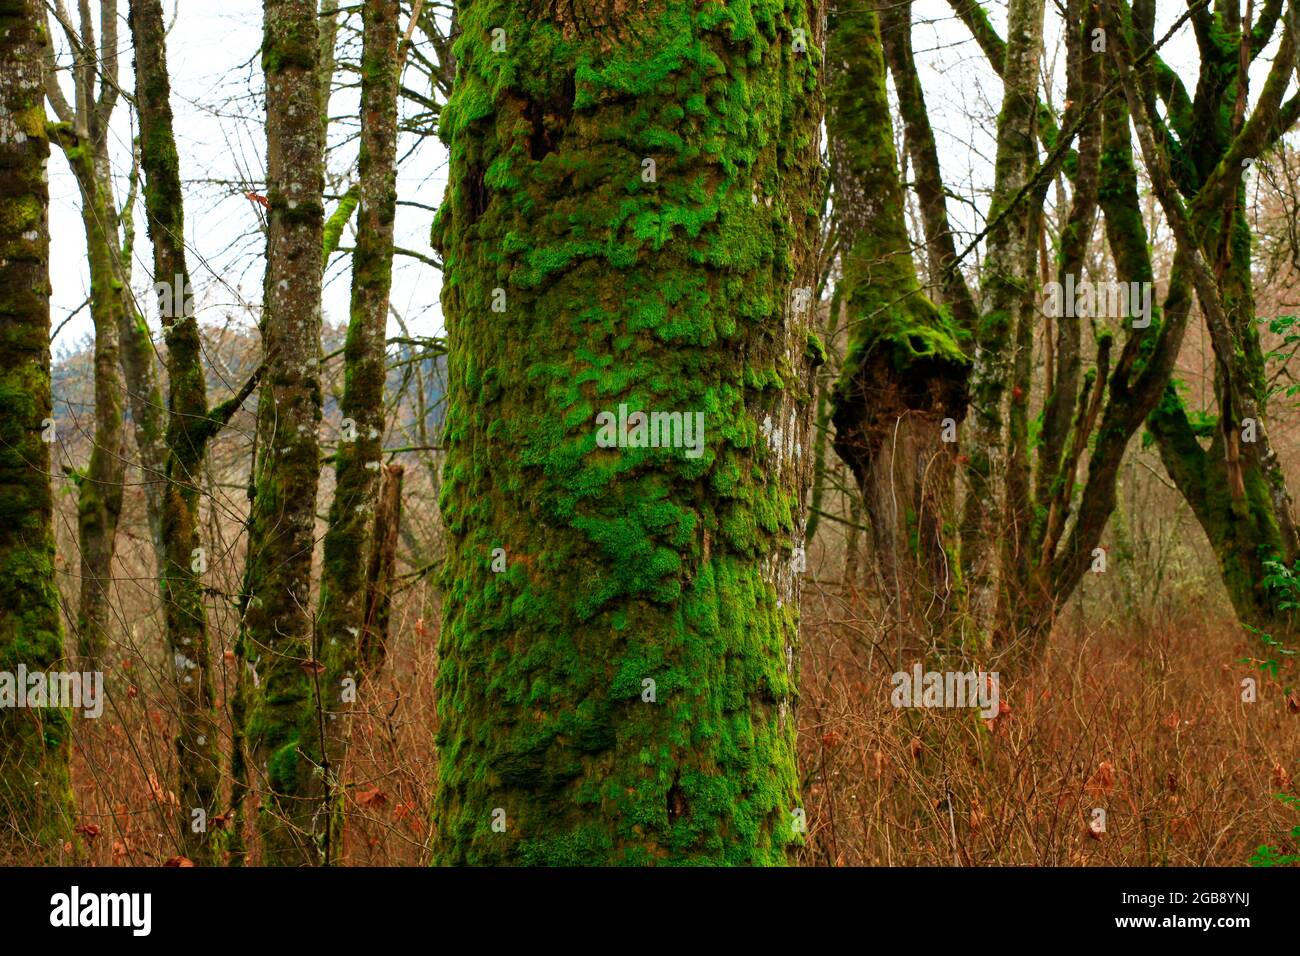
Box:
[958, 0, 1045, 640]
[313, 0, 401, 864]
[0, 0, 74, 862]
[43, 2, 129, 664]
[431, 0, 823, 864]
[238, 0, 326, 866]
[130, 0, 226, 865]
[69, 151, 126, 663]
[1107, 0, 1300, 637]
[827, 0, 968, 652]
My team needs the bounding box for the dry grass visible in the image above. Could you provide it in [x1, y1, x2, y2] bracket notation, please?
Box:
[50, 566, 1299, 866]
[24, 372, 1300, 866]
[794, 579, 1299, 866]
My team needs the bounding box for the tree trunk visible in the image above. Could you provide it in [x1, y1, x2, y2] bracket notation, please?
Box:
[44, 6, 131, 665]
[958, 0, 1045, 638]
[827, 0, 968, 654]
[1106, 0, 1300, 638]
[238, 0, 326, 866]
[313, 0, 400, 864]
[115, 181, 168, 577]
[0, 0, 74, 861]
[63, 145, 126, 663]
[431, 0, 823, 864]
[130, 0, 224, 865]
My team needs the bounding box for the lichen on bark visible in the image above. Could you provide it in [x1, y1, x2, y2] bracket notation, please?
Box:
[238, 0, 327, 865]
[127, 0, 226, 865]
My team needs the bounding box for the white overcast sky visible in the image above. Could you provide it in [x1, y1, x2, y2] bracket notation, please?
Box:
[44, 1, 1283, 356]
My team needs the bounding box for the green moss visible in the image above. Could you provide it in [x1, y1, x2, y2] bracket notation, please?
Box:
[322, 184, 360, 265]
[433, 0, 819, 865]
[826, 1, 968, 410]
[0, 17, 72, 856]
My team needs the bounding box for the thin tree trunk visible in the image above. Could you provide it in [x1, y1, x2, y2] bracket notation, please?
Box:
[238, 0, 326, 866]
[1002, 0, 1100, 645]
[115, 163, 168, 576]
[44, 2, 129, 664]
[313, 0, 400, 864]
[360, 463, 403, 669]
[0, 0, 74, 862]
[958, 0, 1045, 639]
[130, 0, 225, 865]
[115, 161, 166, 574]
[69, 153, 127, 663]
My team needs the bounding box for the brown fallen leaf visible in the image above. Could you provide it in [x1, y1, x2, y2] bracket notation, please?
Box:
[1085, 760, 1117, 797]
[1271, 762, 1293, 790]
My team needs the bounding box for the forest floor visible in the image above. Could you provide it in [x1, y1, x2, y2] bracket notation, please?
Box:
[54, 584, 1299, 866]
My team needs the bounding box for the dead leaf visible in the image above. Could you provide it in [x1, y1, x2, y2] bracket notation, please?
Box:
[1085, 760, 1117, 796]
[1271, 762, 1292, 790]
[146, 772, 179, 807]
[74, 823, 101, 842]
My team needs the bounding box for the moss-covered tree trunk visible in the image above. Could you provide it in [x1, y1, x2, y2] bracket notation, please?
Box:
[958, 0, 1044, 639]
[827, 0, 968, 652]
[432, 0, 823, 865]
[44, 6, 130, 663]
[1144, 199, 1300, 636]
[238, 0, 326, 866]
[1000, 0, 1101, 646]
[46, 0, 169, 659]
[313, 0, 400, 863]
[62, 144, 127, 663]
[1107, 0, 1300, 637]
[0, 0, 74, 861]
[878, 0, 977, 328]
[129, 0, 227, 865]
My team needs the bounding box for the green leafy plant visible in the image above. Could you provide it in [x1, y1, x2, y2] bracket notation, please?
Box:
[1239, 558, 1299, 681]
[1249, 795, 1300, 867]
